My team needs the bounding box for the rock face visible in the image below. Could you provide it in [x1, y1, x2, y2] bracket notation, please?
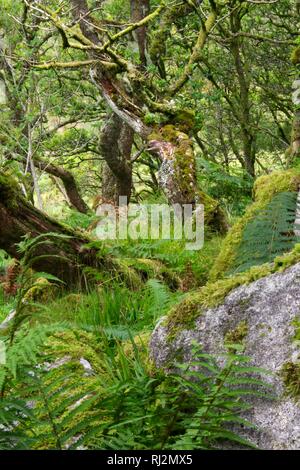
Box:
[150, 263, 300, 450]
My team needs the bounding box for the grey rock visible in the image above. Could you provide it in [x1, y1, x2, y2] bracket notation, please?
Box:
[150, 263, 300, 449]
[43, 355, 72, 371]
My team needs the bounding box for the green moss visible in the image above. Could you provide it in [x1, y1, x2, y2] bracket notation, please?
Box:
[148, 124, 197, 204]
[280, 361, 300, 400]
[23, 277, 58, 303]
[292, 118, 300, 148]
[147, 125, 225, 228]
[237, 297, 251, 310]
[256, 323, 272, 336]
[155, 128, 219, 229]
[27, 328, 107, 449]
[170, 109, 195, 132]
[224, 320, 248, 347]
[172, 134, 196, 202]
[209, 169, 300, 282]
[166, 243, 300, 338]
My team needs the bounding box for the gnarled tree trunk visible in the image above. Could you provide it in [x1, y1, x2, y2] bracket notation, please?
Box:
[36, 160, 89, 213]
[291, 46, 300, 159]
[0, 173, 99, 285]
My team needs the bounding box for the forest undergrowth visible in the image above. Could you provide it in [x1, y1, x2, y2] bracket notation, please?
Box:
[0, 216, 272, 450]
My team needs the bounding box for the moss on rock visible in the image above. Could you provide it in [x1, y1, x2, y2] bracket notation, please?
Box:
[209, 169, 300, 282]
[166, 243, 300, 337]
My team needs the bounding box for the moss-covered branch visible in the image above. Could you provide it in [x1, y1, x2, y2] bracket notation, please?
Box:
[169, 7, 218, 96]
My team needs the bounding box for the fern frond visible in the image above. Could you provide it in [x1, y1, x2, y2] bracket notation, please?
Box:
[145, 279, 173, 317]
[6, 324, 66, 378]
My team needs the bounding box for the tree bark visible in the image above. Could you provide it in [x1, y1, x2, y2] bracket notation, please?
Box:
[291, 110, 300, 158]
